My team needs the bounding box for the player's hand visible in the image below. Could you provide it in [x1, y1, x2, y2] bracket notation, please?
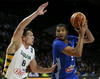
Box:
[75, 20, 88, 37]
[47, 64, 57, 73]
[36, 2, 48, 15]
[82, 20, 88, 30]
[80, 24, 87, 37]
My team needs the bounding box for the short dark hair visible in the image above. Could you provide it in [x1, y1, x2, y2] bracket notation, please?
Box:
[56, 23, 68, 30]
[23, 28, 33, 36]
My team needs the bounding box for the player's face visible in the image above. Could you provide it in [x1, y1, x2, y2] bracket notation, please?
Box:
[56, 26, 68, 40]
[23, 31, 34, 45]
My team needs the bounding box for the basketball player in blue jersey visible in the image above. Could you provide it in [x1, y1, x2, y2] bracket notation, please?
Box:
[52, 23, 94, 79]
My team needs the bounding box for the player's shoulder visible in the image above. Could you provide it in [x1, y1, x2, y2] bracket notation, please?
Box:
[67, 35, 77, 38]
[67, 35, 78, 40]
[29, 46, 35, 53]
[53, 38, 64, 46]
[53, 38, 62, 43]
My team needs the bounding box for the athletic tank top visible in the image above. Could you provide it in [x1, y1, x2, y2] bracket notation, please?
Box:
[3, 44, 35, 79]
[52, 35, 78, 79]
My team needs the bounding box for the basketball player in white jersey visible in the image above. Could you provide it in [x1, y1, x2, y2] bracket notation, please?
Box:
[3, 2, 56, 79]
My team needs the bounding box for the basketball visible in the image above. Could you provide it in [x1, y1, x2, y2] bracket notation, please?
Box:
[70, 12, 86, 28]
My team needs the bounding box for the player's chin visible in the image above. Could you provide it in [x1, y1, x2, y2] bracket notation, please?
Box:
[59, 37, 65, 40]
[31, 43, 34, 45]
[30, 42, 33, 45]
[57, 36, 65, 40]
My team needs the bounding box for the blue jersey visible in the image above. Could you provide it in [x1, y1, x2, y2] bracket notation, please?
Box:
[52, 35, 78, 79]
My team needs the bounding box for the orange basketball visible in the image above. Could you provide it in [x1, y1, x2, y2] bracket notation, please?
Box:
[70, 12, 86, 28]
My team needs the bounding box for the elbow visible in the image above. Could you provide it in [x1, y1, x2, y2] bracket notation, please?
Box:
[88, 38, 95, 43]
[72, 49, 82, 57]
[91, 38, 95, 42]
[75, 52, 82, 57]
[76, 54, 82, 57]
[78, 53, 82, 57]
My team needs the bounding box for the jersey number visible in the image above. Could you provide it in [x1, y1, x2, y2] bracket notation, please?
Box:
[22, 60, 26, 66]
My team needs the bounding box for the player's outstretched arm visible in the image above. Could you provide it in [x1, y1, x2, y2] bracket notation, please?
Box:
[12, 2, 48, 42]
[6, 2, 48, 53]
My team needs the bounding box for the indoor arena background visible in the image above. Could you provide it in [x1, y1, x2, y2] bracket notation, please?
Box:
[0, 0, 100, 79]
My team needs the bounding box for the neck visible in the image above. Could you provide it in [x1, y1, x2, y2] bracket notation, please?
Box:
[64, 39, 68, 43]
[22, 42, 29, 49]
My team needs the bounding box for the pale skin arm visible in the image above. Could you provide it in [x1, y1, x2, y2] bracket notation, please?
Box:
[62, 25, 86, 57]
[29, 59, 56, 73]
[6, 2, 48, 54]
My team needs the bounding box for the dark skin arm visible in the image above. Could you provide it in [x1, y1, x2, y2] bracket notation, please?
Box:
[62, 24, 86, 57]
[62, 20, 94, 57]
[75, 21, 95, 43]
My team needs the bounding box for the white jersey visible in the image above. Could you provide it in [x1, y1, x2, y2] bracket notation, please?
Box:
[5, 44, 35, 79]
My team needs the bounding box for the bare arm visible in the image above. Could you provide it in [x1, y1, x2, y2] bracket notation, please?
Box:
[12, 2, 48, 42]
[12, 11, 38, 42]
[63, 35, 84, 57]
[6, 2, 48, 53]
[84, 28, 95, 43]
[75, 21, 95, 43]
[62, 26, 85, 57]
[29, 59, 56, 73]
